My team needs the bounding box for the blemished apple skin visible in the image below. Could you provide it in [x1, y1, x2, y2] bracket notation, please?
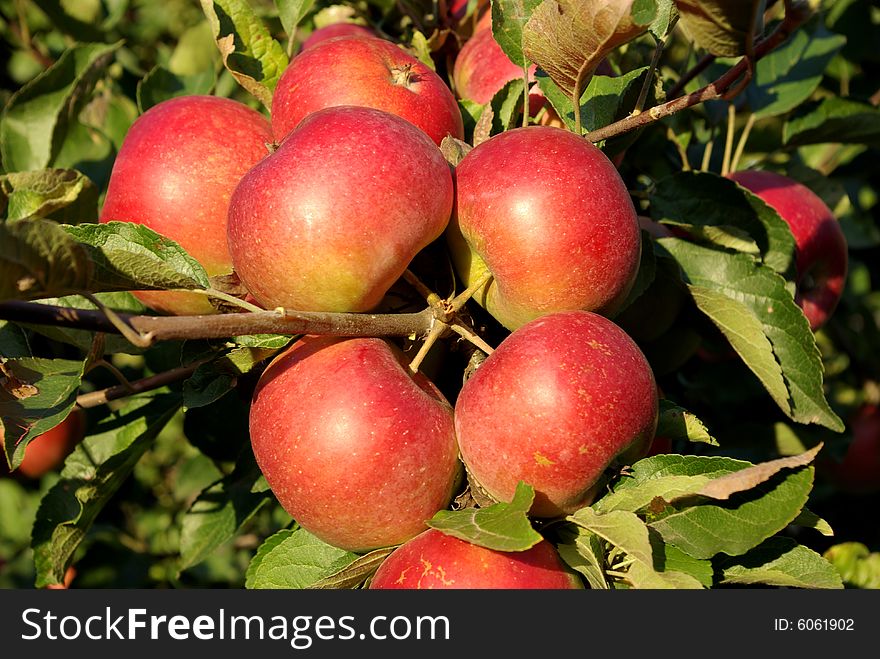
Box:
[448, 126, 641, 331]
[100, 95, 273, 315]
[299, 23, 377, 51]
[249, 336, 462, 552]
[227, 106, 454, 312]
[727, 170, 847, 330]
[12, 409, 85, 479]
[271, 36, 464, 146]
[369, 529, 583, 589]
[455, 311, 659, 518]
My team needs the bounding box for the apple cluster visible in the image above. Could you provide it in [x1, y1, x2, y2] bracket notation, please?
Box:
[92, 16, 851, 588]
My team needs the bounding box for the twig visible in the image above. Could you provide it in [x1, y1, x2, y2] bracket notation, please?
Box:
[585, 7, 809, 144]
[76, 362, 203, 408]
[83, 293, 153, 348]
[0, 301, 437, 343]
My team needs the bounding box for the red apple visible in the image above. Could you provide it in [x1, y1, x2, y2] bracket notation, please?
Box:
[727, 170, 847, 330]
[227, 106, 453, 312]
[369, 529, 583, 589]
[100, 95, 273, 315]
[819, 404, 880, 494]
[271, 36, 464, 145]
[447, 126, 641, 331]
[249, 336, 461, 552]
[453, 27, 543, 114]
[455, 311, 659, 518]
[10, 409, 85, 479]
[299, 23, 377, 52]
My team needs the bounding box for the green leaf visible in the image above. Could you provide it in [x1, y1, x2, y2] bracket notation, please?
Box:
[675, 0, 764, 57]
[556, 526, 609, 589]
[661, 542, 713, 587]
[179, 452, 273, 571]
[309, 547, 395, 589]
[594, 453, 763, 514]
[658, 237, 843, 431]
[182, 346, 277, 410]
[745, 17, 846, 119]
[523, 1, 647, 99]
[0, 41, 123, 172]
[232, 334, 293, 349]
[0, 320, 31, 359]
[275, 0, 317, 36]
[1, 357, 84, 470]
[537, 67, 650, 136]
[656, 399, 718, 446]
[64, 221, 211, 291]
[200, 0, 289, 108]
[409, 31, 436, 71]
[783, 97, 880, 148]
[136, 66, 217, 113]
[0, 219, 92, 301]
[31, 396, 180, 587]
[1, 169, 98, 222]
[491, 0, 543, 68]
[489, 78, 528, 134]
[428, 481, 543, 552]
[790, 508, 834, 537]
[650, 465, 815, 559]
[718, 537, 843, 589]
[246, 528, 358, 589]
[652, 171, 797, 276]
[30, 0, 108, 42]
[625, 559, 705, 588]
[646, 0, 678, 40]
[823, 542, 880, 590]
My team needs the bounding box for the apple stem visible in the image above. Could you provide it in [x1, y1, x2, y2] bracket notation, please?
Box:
[521, 63, 530, 129]
[403, 269, 446, 308]
[721, 104, 736, 177]
[700, 133, 715, 172]
[729, 113, 757, 174]
[192, 287, 265, 313]
[450, 322, 495, 355]
[450, 270, 493, 313]
[82, 293, 154, 348]
[408, 320, 448, 374]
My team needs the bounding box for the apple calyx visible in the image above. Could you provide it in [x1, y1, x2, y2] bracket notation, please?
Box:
[390, 63, 419, 88]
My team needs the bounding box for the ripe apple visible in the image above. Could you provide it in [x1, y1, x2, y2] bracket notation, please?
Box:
[453, 27, 543, 114]
[818, 404, 880, 495]
[271, 36, 464, 145]
[369, 529, 583, 589]
[727, 170, 847, 330]
[299, 23, 377, 51]
[249, 336, 462, 552]
[447, 126, 641, 331]
[455, 311, 659, 517]
[7, 409, 85, 479]
[227, 106, 454, 312]
[100, 95, 273, 315]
